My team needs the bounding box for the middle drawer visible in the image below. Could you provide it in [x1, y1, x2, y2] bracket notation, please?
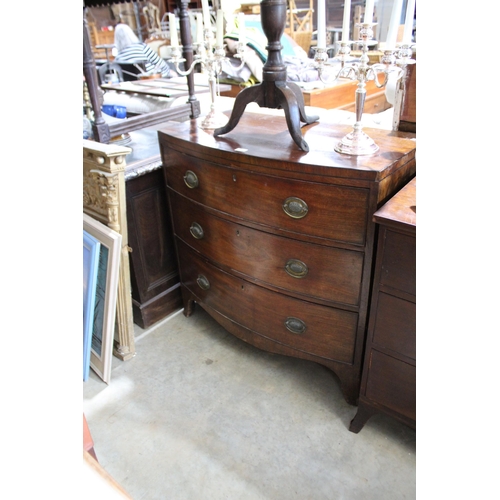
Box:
[170, 191, 364, 307]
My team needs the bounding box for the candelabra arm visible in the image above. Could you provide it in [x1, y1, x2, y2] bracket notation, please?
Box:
[312, 43, 356, 85]
[368, 66, 390, 88]
[168, 33, 235, 130]
[232, 43, 247, 71]
[173, 57, 201, 77]
[339, 65, 357, 80]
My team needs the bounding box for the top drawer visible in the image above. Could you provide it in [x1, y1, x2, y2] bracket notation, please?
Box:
[379, 229, 416, 296]
[164, 151, 370, 246]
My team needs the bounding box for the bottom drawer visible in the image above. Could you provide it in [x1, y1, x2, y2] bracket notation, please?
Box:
[365, 349, 416, 421]
[177, 240, 359, 364]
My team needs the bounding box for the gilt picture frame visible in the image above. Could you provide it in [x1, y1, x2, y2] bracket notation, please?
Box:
[83, 213, 122, 383]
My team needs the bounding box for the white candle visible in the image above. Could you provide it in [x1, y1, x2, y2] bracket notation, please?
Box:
[196, 13, 204, 44]
[317, 0, 326, 49]
[363, 0, 375, 24]
[169, 14, 178, 47]
[385, 0, 403, 48]
[341, 0, 351, 43]
[202, 0, 211, 30]
[403, 0, 416, 44]
[216, 9, 224, 46]
[239, 13, 246, 46]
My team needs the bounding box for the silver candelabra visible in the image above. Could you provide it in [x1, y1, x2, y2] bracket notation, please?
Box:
[169, 27, 246, 130]
[313, 23, 415, 155]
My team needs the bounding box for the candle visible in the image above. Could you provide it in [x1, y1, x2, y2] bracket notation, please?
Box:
[216, 9, 224, 46]
[385, 0, 403, 48]
[403, 0, 416, 44]
[196, 13, 204, 44]
[363, 0, 374, 24]
[317, 0, 326, 49]
[239, 13, 246, 46]
[202, 0, 211, 30]
[169, 13, 178, 47]
[341, 0, 351, 43]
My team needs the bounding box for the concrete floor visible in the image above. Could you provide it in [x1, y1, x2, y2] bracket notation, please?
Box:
[83, 306, 416, 500]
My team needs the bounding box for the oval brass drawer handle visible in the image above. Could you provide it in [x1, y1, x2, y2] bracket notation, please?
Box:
[183, 170, 199, 189]
[190, 222, 204, 240]
[285, 259, 308, 278]
[196, 274, 210, 290]
[284, 317, 307, 335]
[283, 197, 308, 219]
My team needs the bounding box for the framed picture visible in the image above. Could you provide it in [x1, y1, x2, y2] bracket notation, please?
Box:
[83, 230, 100, 382]
[83, 213, 122, 384]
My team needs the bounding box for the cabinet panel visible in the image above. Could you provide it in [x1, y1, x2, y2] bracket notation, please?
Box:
[126, 169, 182, 328]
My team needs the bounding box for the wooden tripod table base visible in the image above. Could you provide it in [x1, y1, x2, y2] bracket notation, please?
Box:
[213, 0, 318, 152]
[214, 79, 319, 152]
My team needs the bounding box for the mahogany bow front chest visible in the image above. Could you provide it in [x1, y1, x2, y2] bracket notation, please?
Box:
[159, 113, 416, 405]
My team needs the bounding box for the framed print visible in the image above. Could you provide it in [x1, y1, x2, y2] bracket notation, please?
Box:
[83, 213, 122, 383]
[83, 230, 100, 382]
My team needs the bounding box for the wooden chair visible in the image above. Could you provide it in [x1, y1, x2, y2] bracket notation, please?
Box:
[143, 1, 162, 39]
[87, 21, 116, 61]
[285, 0, 313, 53]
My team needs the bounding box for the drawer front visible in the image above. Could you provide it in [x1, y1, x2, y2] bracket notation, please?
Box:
[372, 292, 415, 360]
[165, 152, 369, 245]
[365, 350, 416, 421]
[177, 241, 358, 364]
[379, 229, 416, 296]
[170, 191, 364, 306]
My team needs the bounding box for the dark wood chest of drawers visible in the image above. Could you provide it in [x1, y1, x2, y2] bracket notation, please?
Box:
[159, 113, 416, 405]
[349, 177, 416, 431]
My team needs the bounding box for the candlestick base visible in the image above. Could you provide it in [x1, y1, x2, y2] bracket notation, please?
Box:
[200, 108, 229, 130]
[334, 124, 379, 156]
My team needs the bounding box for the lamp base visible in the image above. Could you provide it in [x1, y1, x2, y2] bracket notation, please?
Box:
[334, 125, 379, 156]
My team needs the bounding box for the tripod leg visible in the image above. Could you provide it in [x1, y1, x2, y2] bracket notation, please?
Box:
[275, 82, 310, 152]
[286, 81, 319, 124]
[214, 84, 265, 137]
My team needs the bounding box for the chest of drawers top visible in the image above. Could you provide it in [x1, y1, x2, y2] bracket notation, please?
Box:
[373, 177, 416, 234]
[158, 112, 416, 188]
